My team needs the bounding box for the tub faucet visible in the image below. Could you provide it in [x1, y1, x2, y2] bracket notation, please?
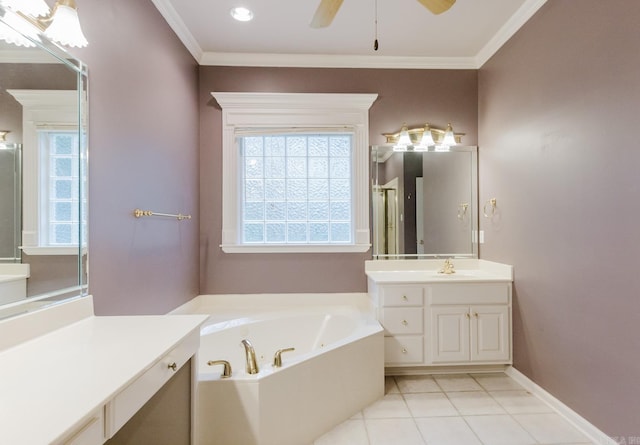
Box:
[207, 360, 232, 378]
[439, 258, 455, 274]
[241, 339, 259, 374]
[273, 347, 295, 368]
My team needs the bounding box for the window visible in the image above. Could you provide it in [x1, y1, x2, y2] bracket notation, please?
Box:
[213, 92, 378, 253]
[38, 130, 82, 247]
[240, 132, 353, 245]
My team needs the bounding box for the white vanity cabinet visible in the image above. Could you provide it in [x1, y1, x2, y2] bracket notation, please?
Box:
[367, 260, 513, 371]
[378, 285, 424, 365]
[0, 297, 208, 445]
[429, 283, 511, 365]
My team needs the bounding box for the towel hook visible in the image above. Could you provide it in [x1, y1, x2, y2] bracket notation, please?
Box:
[483, 198, 497, 218]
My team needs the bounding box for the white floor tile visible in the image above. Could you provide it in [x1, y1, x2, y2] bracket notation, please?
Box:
[465, 414, 537, 445]
[363, 394, 412, 419]
[366, 418, 425, 445]
[473, 373, 524, 391]
[490, 390, 554, 414]
[415, 416, 483, 445]
[404, 392, 458, 417]
[447, 391, 506, 415]
[314, 419, 370, 445]
[513, 413, 592, 444]
[434, 374, 484, 391]
[395, 375, 442, 393]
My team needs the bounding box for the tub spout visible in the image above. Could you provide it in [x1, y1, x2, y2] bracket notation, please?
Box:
[207, 360, 232, 378]
[241, 339, 259, 374]
[273, 347, 295, 368]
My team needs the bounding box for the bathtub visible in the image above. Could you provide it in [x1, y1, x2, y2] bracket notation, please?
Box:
[181, 294, 384, 445]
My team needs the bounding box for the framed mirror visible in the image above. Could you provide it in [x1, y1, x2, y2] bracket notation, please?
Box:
[371, 145, 478, 259]
[0, 5, 88, 320]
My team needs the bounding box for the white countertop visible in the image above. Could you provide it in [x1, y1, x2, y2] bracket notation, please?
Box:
[365, 259, 513, 284]
[0, 305, 208, 444]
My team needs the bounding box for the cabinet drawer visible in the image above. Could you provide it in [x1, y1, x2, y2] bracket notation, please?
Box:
[430, 283, 510, 305]
[384, 336, 423, 364]
[380, 308, 423, 335]
[105, 330, 199, 437]
[381, 286, 423, 306]
[61, 409, 104, 445]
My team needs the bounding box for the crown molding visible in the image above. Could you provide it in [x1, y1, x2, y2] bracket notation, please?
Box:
[149, 0, 203, 62]
[199, 52, 478, 69]
[475, 0, 548, 68]
[152, 0, 547, 70]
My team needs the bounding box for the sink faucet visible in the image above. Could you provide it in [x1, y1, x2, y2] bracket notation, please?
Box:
[439, 258, 456, 274]
[241, 339, 259, 374]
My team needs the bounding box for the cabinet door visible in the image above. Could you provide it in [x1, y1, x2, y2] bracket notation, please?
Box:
[470, 305, 510, 362]
[430, 306, 470, 363]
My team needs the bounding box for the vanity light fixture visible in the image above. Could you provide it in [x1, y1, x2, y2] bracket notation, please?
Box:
[392, 124, 412, 151]
[2, 0, 49, 17]
[415, 122, 436, 151]
[0, 0, 88, 48]
[230, 6, 254, 22]
[436, 122, 458, 151]
[0, 9, 39, 47]
[384, 122, 464, 152]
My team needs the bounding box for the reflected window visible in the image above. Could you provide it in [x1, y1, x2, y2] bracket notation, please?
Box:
[38, 130, 82, 247]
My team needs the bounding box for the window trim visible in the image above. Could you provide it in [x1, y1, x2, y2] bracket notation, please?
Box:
[212, 92, 378, 253]
[8, 89, 79, 256]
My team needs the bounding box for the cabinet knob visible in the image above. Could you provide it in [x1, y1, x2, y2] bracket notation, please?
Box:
[401, 319, 408, 326]
[168, 362, 177, 372]
[466, 313, 471, 319]
[473, 313, 478, 318]
[402, 295, 408, 301]
[401, 348, 408, 354]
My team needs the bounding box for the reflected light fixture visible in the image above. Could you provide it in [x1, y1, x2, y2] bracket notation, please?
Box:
[0, 0, 88, 48]
[0, 130, 9, 149]
[384, 122, 464, 152]
[230, 6, 254, 22]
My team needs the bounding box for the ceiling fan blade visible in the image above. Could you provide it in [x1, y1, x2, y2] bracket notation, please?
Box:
[310, 0, 344, 28]
[416, 0, 456, 15]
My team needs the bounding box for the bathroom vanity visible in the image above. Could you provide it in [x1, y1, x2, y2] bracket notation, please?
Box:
[0, 296, 208, 444]
[366, 259, 513, 372]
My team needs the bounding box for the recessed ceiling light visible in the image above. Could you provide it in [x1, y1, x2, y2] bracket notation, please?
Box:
[230, 6, 254, 22]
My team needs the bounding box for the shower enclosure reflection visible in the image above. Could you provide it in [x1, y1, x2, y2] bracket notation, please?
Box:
[371, 145, 478, 259]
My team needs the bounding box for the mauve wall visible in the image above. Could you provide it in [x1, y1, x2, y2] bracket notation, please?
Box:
[70, 0, 199, 314]
[478, 0, 640, 437]
[199, 67, 477, 294]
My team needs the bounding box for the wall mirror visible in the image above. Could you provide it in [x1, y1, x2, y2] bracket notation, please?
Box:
[371, 145, 478, 259]
[0, 5, 88, 320]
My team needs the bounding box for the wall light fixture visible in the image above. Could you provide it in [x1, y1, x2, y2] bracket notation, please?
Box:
[384, 122, 464, 152]
[0, 0, 88, 48]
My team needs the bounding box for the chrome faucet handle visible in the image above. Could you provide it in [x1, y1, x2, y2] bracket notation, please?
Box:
[273, 347, 295, 368]
[207, 360, 232, 378]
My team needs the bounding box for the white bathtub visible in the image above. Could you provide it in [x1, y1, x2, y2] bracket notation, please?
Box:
[182, 294, 384, 445]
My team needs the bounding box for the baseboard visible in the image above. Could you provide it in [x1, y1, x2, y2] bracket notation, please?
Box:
[385, 364, 509, 376]
[505, 366, 616, 445]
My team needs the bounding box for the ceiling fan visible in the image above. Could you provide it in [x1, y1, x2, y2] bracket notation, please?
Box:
[310, 0, 456, 28]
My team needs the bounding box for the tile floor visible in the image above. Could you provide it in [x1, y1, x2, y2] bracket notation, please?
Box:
[313, 373, 595, 445]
